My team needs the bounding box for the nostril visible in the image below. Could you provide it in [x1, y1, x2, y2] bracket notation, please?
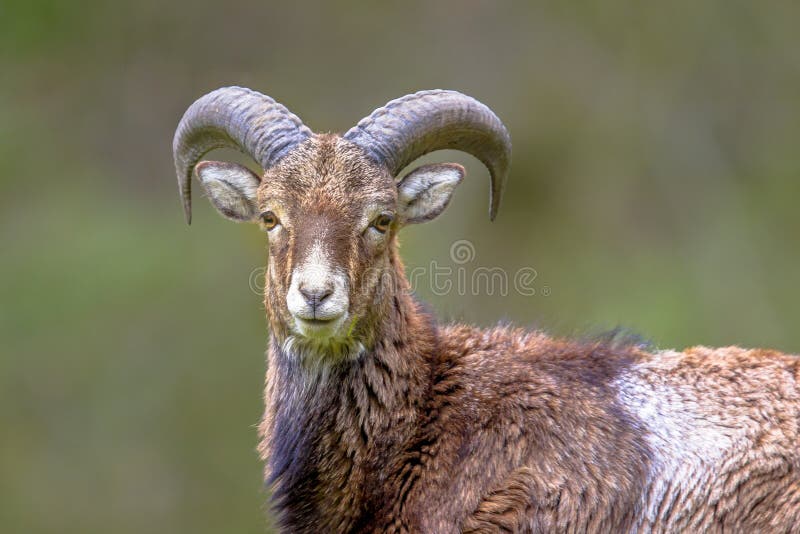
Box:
[299, 286, 333, 307]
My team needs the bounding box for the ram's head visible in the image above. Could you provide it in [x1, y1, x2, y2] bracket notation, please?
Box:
[173, 87, 511, 360]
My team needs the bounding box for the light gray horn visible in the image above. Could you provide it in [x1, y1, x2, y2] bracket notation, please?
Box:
[173, 86, 312, 224]
[343, 90, 511, 220]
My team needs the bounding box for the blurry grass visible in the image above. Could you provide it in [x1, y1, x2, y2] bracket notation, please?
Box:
[0, 176, 273, 533]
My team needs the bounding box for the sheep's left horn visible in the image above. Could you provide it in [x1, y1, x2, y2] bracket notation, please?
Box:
[173, 86, 312, 224]
[344, 90, 511, 220]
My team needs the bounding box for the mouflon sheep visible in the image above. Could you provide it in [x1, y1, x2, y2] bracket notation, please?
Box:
[173, 86, 800, 532]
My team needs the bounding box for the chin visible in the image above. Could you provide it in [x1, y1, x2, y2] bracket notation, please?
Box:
[283, 315, 364, 367]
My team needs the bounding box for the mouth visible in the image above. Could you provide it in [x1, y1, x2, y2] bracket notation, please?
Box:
[298, 317, 335, 326]
[293, 314, 346, 338]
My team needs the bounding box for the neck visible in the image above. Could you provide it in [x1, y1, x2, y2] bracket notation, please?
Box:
[258, 261, 437, 530]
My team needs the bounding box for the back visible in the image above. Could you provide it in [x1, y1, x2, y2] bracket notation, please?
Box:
[433, 327, 800, 532]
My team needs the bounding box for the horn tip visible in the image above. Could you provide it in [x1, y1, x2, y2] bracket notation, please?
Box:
[183, 199, 192, 225]
[489, 187, 503, 221]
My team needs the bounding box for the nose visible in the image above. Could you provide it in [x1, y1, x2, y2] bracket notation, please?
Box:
[299, 285, 333, 309]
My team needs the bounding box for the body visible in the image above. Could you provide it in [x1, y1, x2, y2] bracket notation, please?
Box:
[172, 86, 800, 533]
[259, 302, 800, 532]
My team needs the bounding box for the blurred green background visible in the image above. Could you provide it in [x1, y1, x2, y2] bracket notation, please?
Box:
[1, 0, 798, 532]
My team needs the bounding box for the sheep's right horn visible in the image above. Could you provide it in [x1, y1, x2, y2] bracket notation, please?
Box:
[173, 86, 312, 224]
[344, 90, 511, 220]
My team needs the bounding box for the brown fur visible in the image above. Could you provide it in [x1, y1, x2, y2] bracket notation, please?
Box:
[243, 135, 800, 532]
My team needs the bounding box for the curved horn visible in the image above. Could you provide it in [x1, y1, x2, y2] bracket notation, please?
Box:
[343, 90, 511, 220]
[173, 86, 312, 224]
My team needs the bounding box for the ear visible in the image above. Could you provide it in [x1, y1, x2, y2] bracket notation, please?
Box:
[195, 161, 261, 222]
[397, 163, 465, 224]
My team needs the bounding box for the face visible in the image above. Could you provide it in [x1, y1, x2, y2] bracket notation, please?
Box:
[195, 134, 465, 360]
[258, 136, 398, 355]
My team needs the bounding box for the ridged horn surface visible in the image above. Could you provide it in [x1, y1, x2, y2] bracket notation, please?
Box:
[344, 90, 511, 220]
[173, 86, 311, 223]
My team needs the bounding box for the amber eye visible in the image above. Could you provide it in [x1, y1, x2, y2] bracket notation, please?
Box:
[371, 213, 394, 234]
[260, 211, 280, 231]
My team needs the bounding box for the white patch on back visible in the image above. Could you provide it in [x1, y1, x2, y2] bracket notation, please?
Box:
[615, 351, 736, 526]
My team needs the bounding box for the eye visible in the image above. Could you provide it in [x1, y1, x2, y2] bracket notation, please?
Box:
[370, 213, 394, 234]
[260, 211, 280, 231]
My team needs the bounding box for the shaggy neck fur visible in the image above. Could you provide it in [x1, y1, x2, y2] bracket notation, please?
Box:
[258, 247, 437, 531]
